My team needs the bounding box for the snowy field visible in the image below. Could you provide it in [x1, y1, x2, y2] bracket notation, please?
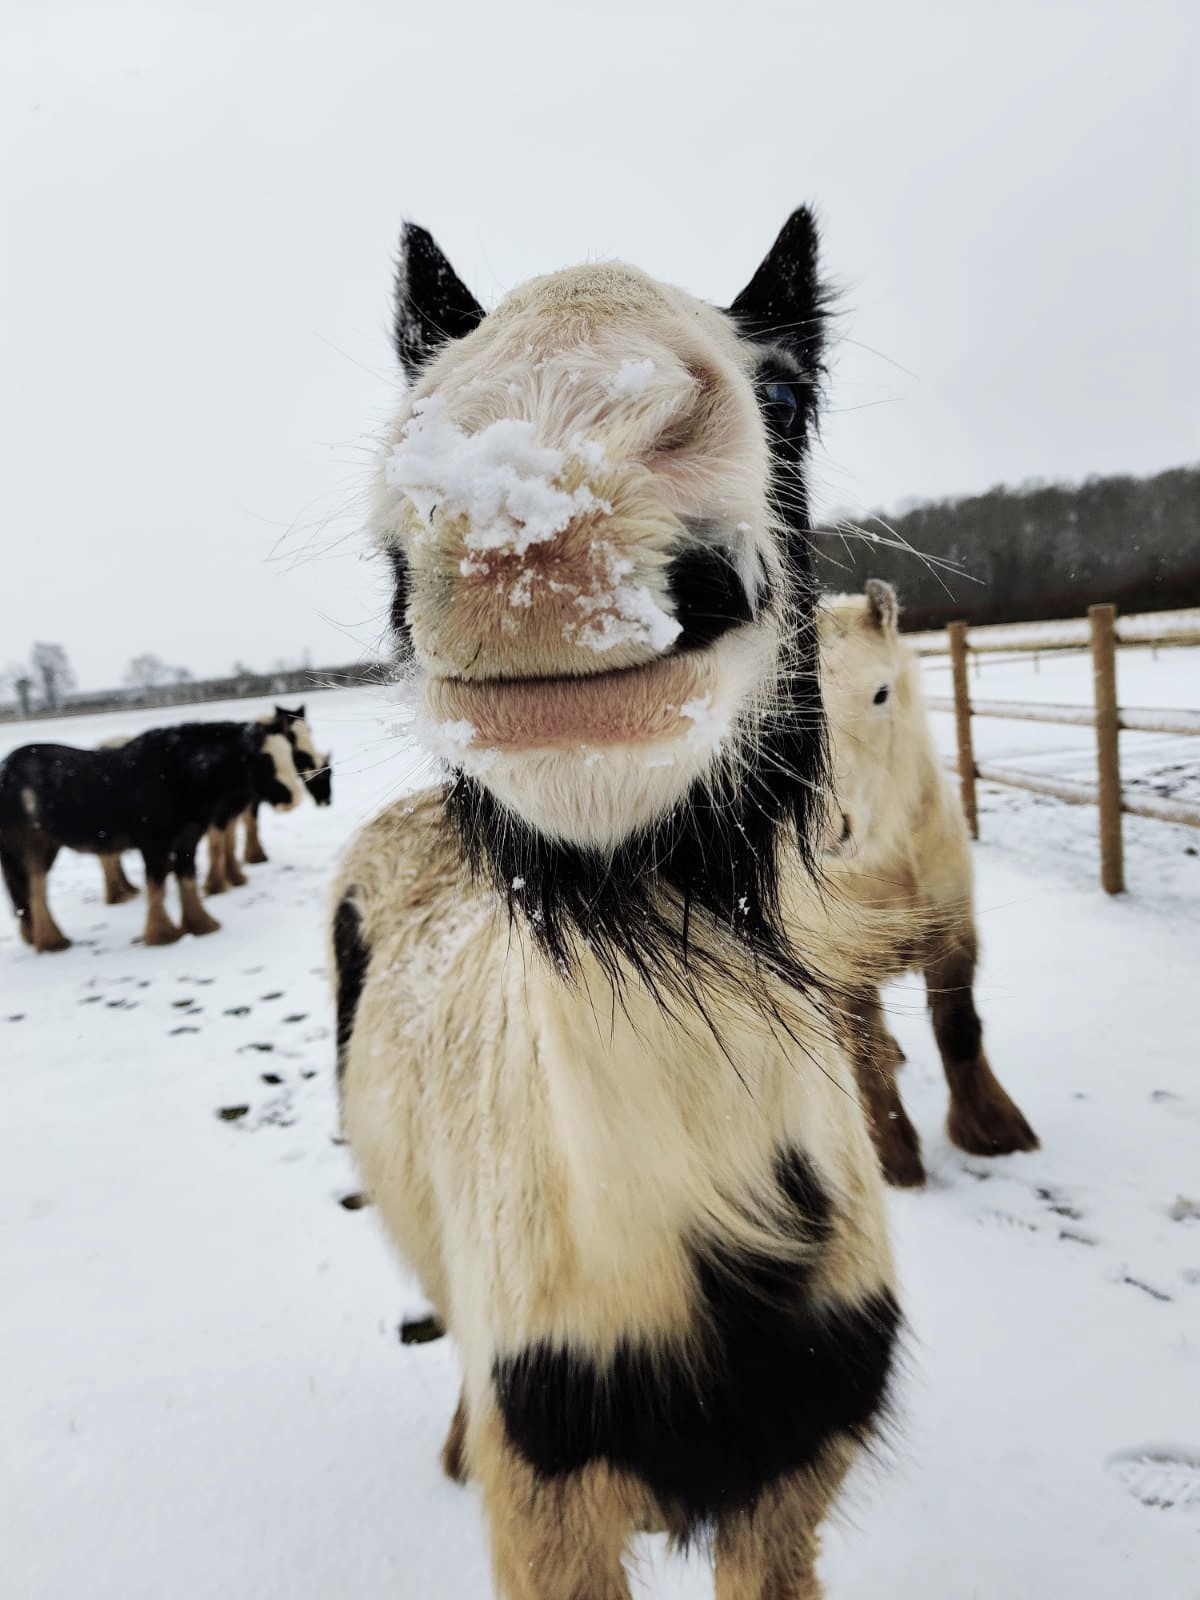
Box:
[3, 652, 1199, 1600]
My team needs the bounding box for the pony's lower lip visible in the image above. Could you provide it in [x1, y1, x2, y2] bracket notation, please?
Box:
[424, 653, 715, 751]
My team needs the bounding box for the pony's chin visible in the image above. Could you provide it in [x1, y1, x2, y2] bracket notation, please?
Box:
[418, 630, 771, 849]
[459, 743, 716, 849]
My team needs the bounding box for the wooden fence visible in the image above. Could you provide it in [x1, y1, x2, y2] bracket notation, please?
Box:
[906, 606, 1200, 893]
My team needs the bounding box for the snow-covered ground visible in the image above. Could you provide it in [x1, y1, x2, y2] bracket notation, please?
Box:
[2, 654, 1198, 1600]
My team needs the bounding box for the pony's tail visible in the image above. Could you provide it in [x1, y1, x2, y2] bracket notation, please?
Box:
[0, 838, 30, 925]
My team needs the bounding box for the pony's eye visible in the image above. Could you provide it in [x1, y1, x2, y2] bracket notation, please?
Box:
[761, 380, 800, 433]
[873, 685, 890, 705]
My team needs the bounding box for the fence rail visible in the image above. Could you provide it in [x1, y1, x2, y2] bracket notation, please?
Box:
[919, 604, 1200, 892]
[908, 607, 1200, 657]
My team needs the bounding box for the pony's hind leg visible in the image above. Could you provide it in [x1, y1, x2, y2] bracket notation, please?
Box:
[925, 930, 1039, 1158]
[845, 987, 925, 1187]
[475, 1414, 633, 1600]
[101, 853, 138, 904]
[25, 841, 71, 953]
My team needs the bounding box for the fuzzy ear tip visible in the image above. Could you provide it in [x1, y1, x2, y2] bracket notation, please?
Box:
[864, 578, 900, 630]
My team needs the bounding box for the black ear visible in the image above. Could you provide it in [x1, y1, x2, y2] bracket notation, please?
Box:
[865, 578, 900, 633]
[394, 223, 485, 381]
[729, 208, 827, 373]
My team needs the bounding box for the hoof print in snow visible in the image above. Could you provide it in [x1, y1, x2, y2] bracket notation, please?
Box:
[239, 1042, 274, 1054]
[1035, 1186, 1084, 1221]
[260, 991, 284, 1001]
[261, 1072, 283, 1085]
[283, 1013, 307, 1024]
[1107, 1447, 1200, 1511]
[169, 1025, 201, 1036]
[399, 1315, 445, 1345]
[338, 1192, 371, 1211]
[1121, 1274, 1172, 1302]
[1059, 1228, 1099, 1248]
[223, 1006, 251, 1017]
[172, 999, 196, 1010]
[216, 1105, 250, 1122]
[7, 1014, 25, 1022]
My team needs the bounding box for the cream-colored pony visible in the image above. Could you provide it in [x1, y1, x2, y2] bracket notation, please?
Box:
[819, 581, 1038, 1186]
[334, 213, 901, 1599]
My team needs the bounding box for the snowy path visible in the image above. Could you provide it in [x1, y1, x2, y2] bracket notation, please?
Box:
[2, 679, 1198, 1599]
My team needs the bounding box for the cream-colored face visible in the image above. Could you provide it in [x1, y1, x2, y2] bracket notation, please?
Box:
[818, 597, 905, 860]
[262, 732, 302, 811]
[375, 264, 786, 849]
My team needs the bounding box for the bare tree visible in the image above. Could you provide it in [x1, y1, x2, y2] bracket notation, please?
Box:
[30, 643, 76, 709]
[124, 653, 171, 690]
[2, 665, 35, 718]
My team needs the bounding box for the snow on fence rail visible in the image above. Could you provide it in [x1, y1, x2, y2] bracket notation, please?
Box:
[918, 605, 1200, 894]
[907, 607, 1200, 657]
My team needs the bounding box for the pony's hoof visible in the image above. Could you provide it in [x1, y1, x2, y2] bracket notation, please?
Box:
[35, 931, 72, 953]
[143, 921, 184, 947]
[204, 878, 227, 897]
[187, 915, 222, 937]
[878, 1133, 927, 1187]
[244, 847, 268, 865]
[948, 1093, 1039, 1158]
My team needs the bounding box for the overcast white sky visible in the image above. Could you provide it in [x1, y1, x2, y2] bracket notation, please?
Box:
[2, 0, 1197, 690]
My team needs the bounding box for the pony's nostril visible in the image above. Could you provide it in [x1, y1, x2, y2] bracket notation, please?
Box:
[666, 545, 755, 652]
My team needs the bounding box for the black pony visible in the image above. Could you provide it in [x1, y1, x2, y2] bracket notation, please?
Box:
[0, 721, 299, 951]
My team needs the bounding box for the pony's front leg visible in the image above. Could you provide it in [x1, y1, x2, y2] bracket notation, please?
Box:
[844, 987, 925, 1187]
[141, 846, 183, 945]
[713, 1463, 843, 1600]
[474, 1410, 633, 1600]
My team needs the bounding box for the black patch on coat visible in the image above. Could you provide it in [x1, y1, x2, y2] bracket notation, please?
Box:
[493, 1148, 897, 1532]
[301, 760, 333, 806]
[332, 891, 369, 1084]
[667, 544, 756, 651]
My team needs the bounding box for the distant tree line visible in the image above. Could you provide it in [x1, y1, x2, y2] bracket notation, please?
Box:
[814, 465, 1200, 630]
[1, 645, 322, 719]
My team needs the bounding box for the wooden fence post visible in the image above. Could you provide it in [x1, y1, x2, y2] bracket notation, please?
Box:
[1089, 603, 1124, 893]
[948, 620, 978, 839]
